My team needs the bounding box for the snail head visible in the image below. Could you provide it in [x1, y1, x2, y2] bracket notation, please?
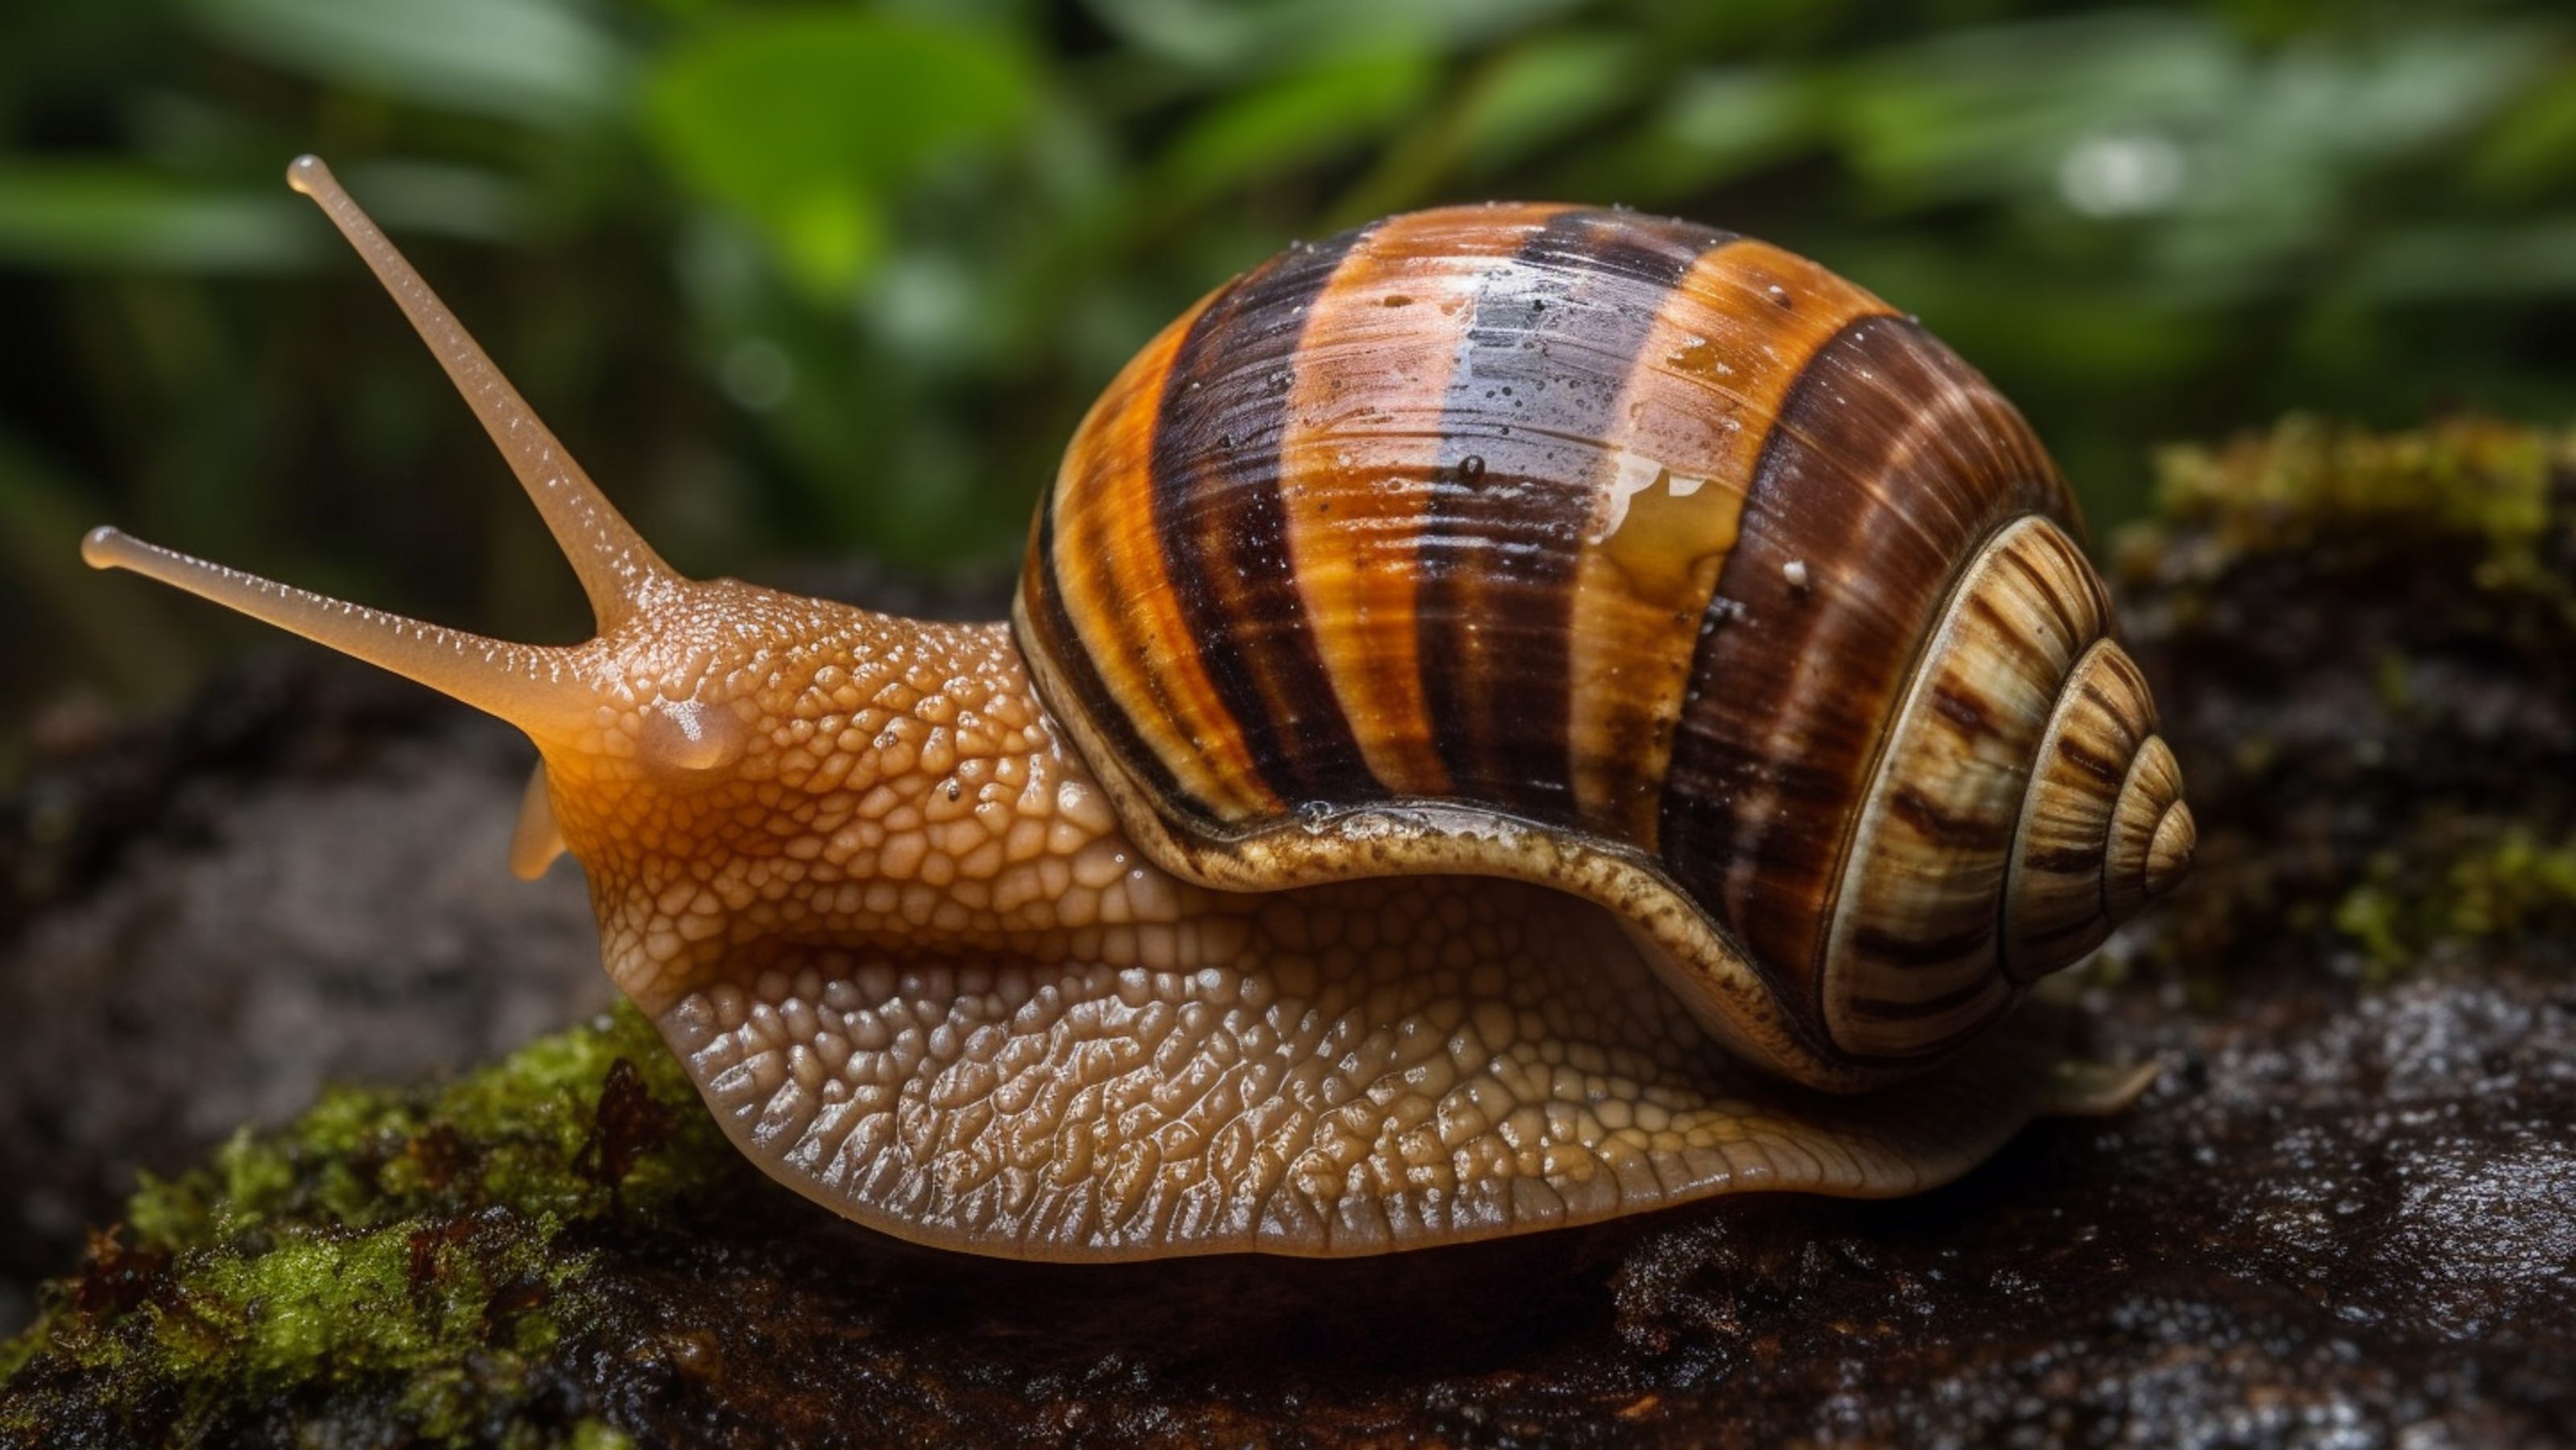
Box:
[80, 157, 894, 898]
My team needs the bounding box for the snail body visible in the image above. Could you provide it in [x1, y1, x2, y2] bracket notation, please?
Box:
[85, 161, 2189, 1259]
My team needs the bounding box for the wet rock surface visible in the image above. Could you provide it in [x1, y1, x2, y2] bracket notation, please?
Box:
[0, 659, 609, 1339]
[2, 420, 2573, 1447]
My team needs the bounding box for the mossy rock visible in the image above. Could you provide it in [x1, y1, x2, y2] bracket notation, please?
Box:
[1, 1006, 719, 1446]
[2114, 414, 2576, 980]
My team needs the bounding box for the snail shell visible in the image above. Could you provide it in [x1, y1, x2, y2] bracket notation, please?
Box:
[1022, 204, 2191, 1089]
[84, 165, 2190, 1260]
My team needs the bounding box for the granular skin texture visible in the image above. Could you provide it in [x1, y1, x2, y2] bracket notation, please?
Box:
[526, 581, 2105, 1257]
[663, 892, 2081, 1259]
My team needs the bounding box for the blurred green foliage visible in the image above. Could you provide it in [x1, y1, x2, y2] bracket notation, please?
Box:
[2, 0, 2573, 766]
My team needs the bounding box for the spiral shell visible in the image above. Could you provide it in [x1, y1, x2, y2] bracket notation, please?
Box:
[1017, 204, 2191, 1087]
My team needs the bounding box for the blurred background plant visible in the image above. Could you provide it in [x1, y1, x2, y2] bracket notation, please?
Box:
[2, 0, 2572, 775]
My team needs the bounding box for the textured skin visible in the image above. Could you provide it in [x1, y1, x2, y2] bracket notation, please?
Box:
[505, 576, 2116, 1258]
[535, 585, 1141, 1017]
[659, 881, 2100, 1259]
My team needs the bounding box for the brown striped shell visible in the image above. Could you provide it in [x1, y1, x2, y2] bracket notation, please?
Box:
[1017, 204, 2194, 1090]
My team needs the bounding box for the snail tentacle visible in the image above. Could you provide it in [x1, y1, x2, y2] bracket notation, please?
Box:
[287, 155, 678, 626]
[79, 525, 586, 733]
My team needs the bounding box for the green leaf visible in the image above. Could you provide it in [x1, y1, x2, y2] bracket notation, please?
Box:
[188, 0, 627, 126]
[645, 14, 1037, 296]
[2466, 64, 2576, 199]
[1085, 0, 1583, 74]
[1449, 32, 1643, 180]
[1157, 50, 1435, 200]
[2341, 216, 2576, 301]
[0, 164, 319, 272]
[1833, 14, 2234, 207]
[1620, 65, 1823, 199]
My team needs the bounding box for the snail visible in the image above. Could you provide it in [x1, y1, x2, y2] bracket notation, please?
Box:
[83, 157, 2192, 1261]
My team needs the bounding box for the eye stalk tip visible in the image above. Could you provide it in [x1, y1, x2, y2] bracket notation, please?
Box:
[272, 145, 673, 624]
[286, 154, 333, 196]
[81, 525, 131, 571]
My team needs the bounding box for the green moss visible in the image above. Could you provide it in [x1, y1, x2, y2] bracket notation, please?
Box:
[2118, 414, 2576, 629]
[2447, 828, 2576, 936]
[0, 1003, 737, 1446]
[2331, 879, 2409, 977]
[2332, 828, 2576, 975]
[2151, 413, 2562, 558]
[2112, 415, 2576, 985]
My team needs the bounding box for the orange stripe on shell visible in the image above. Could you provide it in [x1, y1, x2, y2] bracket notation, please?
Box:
[1272, 205, 1569, 799]
[1563, 239, 1895, 845]
[1047, 295, 1279, 819]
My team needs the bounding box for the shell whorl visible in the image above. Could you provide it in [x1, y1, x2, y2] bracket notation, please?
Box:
[1819, 518, 2190, 1060]
[2008, 641, 2194, 975]
[1016, 203, 2185, 1085]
